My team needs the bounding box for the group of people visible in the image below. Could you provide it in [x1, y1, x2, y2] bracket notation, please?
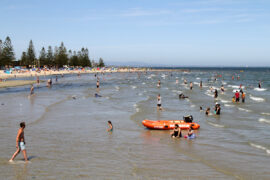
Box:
[232, 90, 245, 103]
[171, 124, 195, 139]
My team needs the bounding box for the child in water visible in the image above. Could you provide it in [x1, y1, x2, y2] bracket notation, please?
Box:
[107, 121, 113, 132]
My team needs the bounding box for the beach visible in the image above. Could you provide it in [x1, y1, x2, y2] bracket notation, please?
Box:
[0, 68, 270, 179]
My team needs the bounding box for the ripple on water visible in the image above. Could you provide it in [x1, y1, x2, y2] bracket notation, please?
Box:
[249, 143, 270, 155]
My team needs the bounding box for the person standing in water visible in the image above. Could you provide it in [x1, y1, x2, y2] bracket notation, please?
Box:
[157, 94, 162, 110]
[241, 91, 246, 103]
[221, 85, 225, 92]
[30, 84, 34, 95]
[190, 82, 193, 90]
[214, 89, 218, 98]
[157, 80, 161, 88]
[107, 121, 113, 132]
[96, 80, 100, 89]
[200, 81, 202, 88]
[235, 91, 240, 102]
[258, 81, 262, 88]
[9, 122, 28, 162]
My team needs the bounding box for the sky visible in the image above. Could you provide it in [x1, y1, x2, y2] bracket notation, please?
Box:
[0, 0, 270, 66]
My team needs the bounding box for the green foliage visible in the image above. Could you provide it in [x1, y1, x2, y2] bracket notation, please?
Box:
[1, 37, 103, 68]
[98, 58, 105, 67]
[54, 42, 68, 68]
[1, 36, 15, 67]
[26, 40, 36, 67]
[39, 47, 46, 67]
[46, 46, 54, 67]
[20, 52, 27, 66]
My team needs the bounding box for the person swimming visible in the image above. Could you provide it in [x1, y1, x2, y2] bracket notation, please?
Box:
[95, 93, 102, 97]
[258, 81, 262, 88]
[107, 121, 113, 132]
[185, 126, 196, 139]
[171, 124, 182, 138]
[179, 93, 188, 99]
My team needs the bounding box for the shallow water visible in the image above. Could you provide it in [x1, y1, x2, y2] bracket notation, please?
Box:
[0, 69, 270, 179]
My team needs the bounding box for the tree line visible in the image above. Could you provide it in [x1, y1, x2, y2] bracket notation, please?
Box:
[0, 36, 105, 69]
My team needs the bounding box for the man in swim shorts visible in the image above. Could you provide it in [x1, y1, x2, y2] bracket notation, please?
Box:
[9, 122, 28, 162]
[157, 94, 162, 110]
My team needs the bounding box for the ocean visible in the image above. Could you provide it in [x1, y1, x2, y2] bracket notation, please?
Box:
[0, 68, 269, 179]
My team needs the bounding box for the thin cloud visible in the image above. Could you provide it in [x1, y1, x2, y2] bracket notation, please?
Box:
[121, 8, 171, 17]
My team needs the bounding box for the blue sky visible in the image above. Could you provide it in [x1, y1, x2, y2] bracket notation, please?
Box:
[1, 0, 270, 66]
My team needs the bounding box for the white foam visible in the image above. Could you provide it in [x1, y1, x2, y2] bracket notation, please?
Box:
[207, 121, 225, 128]
[261, 112, 270, 116]
[254, 88, 267, 91]
[250, 95, 265, 102]
[259, 118, 270, 124]
[193, 82, 200, 85]
[196, 77, 201, 80]
[138, 93, 143, 96]
[190, 105, 195, 108]
[136, 108, 140, 112]
[224, 104, 234, 107]
[133, 104, 137, 107]
[249, 143, 270, 154]
[220, 99, 230, 103]
[238, 107, 252, 112]
[131, 86, 137, 89]
[142, 82, 146, 85]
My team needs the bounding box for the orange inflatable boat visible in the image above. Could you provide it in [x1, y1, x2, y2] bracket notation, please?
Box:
[142, 120, 200, 130]
[142, 116, 200, 130]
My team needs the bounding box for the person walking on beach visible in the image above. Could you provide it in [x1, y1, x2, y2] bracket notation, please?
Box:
[9, 122, 28, 162]
[157, 94, 162, 110]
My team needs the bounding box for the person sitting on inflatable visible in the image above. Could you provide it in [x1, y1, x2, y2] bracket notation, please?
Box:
[171, 124, 182, 138]
[185, 125, 196, 139]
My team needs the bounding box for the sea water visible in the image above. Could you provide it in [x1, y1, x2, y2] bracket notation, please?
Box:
[0, 68, 270, 179]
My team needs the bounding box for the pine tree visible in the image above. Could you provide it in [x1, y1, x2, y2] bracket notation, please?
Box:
[1, 36, 15, 67]
[79, 48, 91, 67]
[70, 51, 79, 67]
[98, 58, 105, 67]
[55, 42, 68, 68]
[20, 52, 27, 66]
[46, 46, 54, 67]
[26, 40, 36, 67]
[39, 47, 46, 67]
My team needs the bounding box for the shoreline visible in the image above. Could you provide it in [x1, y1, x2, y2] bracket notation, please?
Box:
[0, 68, 188, 88]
